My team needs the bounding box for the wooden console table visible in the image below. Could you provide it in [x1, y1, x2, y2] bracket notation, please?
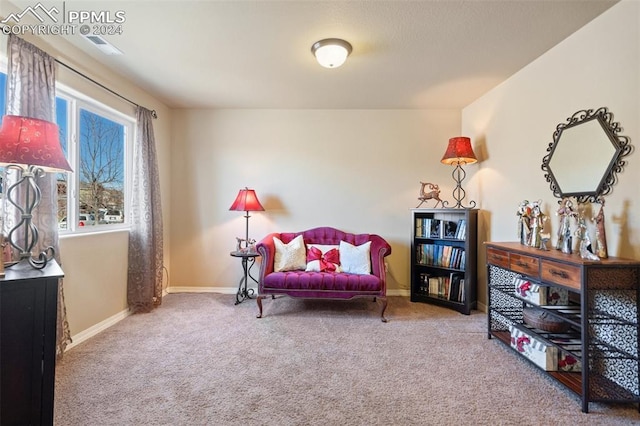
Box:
[486, 241, 640, 413]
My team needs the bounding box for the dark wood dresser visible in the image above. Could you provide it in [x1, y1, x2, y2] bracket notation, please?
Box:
[1, 260, 64, 425]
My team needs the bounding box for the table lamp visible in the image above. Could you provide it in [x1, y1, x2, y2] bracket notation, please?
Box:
[0, 115, 72, 269]
[441, 136, 477, 209]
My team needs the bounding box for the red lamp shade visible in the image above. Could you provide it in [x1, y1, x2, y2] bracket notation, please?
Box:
[0, 115, 72, 172]
[440, 136, 478, 166]
[229, 188, 265, 212]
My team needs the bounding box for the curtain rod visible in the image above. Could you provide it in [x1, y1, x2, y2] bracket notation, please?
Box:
[0, 29, 157, 118]
[54, 59, 158, 119]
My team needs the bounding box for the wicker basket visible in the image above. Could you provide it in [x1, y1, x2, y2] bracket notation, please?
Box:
[523, 307, 571, 333]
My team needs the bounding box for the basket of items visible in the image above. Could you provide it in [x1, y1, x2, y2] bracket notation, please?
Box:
[523, 306, 572, 333]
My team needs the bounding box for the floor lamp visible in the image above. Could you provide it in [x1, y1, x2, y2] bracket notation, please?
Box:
[0, 115, 73, 269]
[229, 187, 264, 252]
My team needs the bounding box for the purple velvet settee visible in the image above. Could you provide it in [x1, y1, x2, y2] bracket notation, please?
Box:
[255, 227, 392, 321]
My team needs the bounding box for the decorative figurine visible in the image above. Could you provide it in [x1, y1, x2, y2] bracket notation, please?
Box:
[517, 200, 531, 245]
[574, 213, 599, 261]
[416, 182, 444, 208]
[555, 198, 576, 254]
[235, 237, 246, 252]
[528, 201, 547, 250]
[593, 199, 608, 259]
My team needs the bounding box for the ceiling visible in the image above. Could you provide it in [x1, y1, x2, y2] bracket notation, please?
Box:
[6, 0, 619, 109]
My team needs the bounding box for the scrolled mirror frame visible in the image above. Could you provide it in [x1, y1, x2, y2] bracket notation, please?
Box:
[541, 107, 632, 203]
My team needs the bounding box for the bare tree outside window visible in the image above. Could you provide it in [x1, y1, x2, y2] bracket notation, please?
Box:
[78, 109, 125, 225]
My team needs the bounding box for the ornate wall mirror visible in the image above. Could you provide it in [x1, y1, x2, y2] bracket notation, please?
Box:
[541, 107, 631, 203]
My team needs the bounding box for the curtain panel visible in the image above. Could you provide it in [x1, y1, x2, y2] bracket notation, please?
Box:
[5, 34, 72, 356]
[127, 106, 163, 313]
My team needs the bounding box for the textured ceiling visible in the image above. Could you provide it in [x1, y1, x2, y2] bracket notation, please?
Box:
[4, 0, 618, 109]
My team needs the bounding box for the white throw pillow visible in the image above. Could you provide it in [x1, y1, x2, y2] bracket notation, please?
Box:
[305, 244, 342, 272]
[273, 235, 307, 272]
[339, 241, 372, 274]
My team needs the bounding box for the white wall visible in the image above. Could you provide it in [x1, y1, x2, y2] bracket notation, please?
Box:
[463, 0, 640, 306]
[170, 109, 461, 293]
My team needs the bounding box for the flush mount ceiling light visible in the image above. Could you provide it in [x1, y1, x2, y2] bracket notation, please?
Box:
[311, 38, 352, 68]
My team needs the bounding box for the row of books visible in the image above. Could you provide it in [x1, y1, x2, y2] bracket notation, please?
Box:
[416, 244, 466, 269]
[415, 218, 467, 240]
[417, 272, 466, 302]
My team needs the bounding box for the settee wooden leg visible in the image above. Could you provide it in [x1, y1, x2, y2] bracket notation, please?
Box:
[256, 296, 264, 318]
[379, 297, 388, 323]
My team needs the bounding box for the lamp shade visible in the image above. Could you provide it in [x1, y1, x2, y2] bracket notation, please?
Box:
[440, 136, 478, 166]
[311, 38, 352, 68]
[229, 188, 265, 212]
[0, 115, 72, 172]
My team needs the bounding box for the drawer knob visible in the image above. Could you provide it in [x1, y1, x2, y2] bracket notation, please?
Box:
[516, 261, 530, 269]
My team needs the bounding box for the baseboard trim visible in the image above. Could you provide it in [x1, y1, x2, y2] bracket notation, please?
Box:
[167, 286, 243, 294]
[66, 308, 130, 351]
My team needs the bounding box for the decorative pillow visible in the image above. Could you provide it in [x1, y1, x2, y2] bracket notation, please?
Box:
[273, 235, 307, 272]
[339, 241, 371, 274]
[305, 244, 341, 272]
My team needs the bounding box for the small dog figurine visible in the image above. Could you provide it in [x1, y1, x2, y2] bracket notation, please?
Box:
[235, 237, 246, 252]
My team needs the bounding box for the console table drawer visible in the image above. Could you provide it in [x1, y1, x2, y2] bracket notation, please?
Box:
[487, 247, 509, 269]
[541, 260, 581, 290]
[510, 253, 540, 278]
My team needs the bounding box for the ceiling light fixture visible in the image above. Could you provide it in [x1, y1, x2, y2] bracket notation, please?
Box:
[311, 38, 352, 68]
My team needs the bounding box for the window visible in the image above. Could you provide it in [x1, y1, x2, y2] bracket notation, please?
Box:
[56, 89, 134, 232]
[0, 71, 5, 117]
[0, 66, 134, 233]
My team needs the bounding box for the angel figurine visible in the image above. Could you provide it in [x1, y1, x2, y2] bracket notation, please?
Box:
[528, 201, 547, 249]
[516, 200, 531, 246]
[592, 199, 608, 259]
[555, 198, 577, 254]
[575, 214, 599, 261]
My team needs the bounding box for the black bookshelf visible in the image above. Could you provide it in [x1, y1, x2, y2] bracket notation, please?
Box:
[410, 208, 478, 314]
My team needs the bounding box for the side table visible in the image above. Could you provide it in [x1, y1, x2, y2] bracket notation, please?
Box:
[229, 251, 260, 305]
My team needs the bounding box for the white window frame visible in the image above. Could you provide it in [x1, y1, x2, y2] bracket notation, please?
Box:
[56, 83, 134, 234]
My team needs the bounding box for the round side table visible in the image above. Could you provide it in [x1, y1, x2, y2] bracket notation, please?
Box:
[229, 251, 260, 305]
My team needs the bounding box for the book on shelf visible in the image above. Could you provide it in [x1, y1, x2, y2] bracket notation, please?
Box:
[442, 220, 458, 239]
[454, 219, 466, 239]
[424, 274, 465, 300]
[447, 273, 464, 302]
[418, 272, 430, 293]
[418, 243, 466, 269]
[429, 219, 441, 238]
[416, 218, 464, 240]
[442, 245, 452, 267]
[428, 277, 439, 296]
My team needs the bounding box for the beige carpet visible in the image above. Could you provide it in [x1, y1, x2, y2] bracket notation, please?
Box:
[54, 294, 640, 425]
